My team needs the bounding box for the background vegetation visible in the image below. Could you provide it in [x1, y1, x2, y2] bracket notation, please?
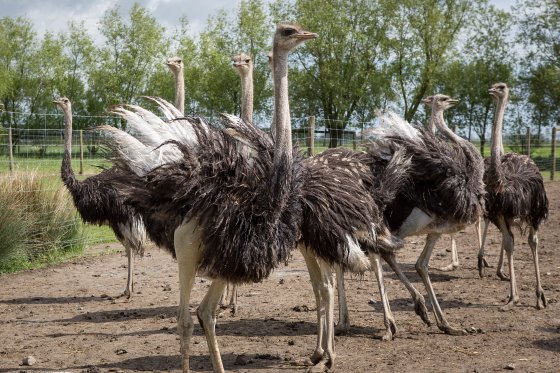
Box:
[0, 0, 558, 149]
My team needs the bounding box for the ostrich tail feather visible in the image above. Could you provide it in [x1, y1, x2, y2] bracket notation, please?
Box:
[369, 110, 420, 141]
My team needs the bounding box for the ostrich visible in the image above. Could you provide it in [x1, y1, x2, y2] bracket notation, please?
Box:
[219, 52, 255, 314]
[55, 97, 148, 299]
[480, 82, 548, 310]
[99, 24, 408, 373]
[337, 94, 486, 336]
[420, 95, 484, 273]
[166, 56, 185, 115]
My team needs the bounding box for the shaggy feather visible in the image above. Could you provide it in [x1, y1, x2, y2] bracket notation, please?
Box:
[484, 153, 548, 231]
[366, 126, 485, 230]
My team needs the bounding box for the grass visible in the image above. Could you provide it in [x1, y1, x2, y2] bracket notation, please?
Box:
[0, 171, 87, 273]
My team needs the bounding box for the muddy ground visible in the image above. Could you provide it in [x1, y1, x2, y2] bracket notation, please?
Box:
[1, 182, 559, 373]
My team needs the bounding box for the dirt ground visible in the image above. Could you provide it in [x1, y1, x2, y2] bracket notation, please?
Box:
[1, 182, 559, 373]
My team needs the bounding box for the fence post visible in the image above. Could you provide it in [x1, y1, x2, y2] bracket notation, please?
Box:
[307, 116, 316, 156]
[526, 126, 531, 157]
[352, 131, 356, 150]
[79, 130, 84, 175]
[551, 127, 557, 181]
[8, 127, 14, 173]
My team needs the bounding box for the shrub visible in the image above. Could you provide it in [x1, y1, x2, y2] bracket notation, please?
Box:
[0, 172, 85, 272]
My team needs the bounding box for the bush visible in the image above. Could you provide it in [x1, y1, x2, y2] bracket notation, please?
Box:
[0, 172, 85, 273]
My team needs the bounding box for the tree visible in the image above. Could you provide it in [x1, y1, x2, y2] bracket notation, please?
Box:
[87, 4, 169, 117]
[272, 0, 396, 148]
[391, 0, 475, 123]
[436, 3, 514, 155]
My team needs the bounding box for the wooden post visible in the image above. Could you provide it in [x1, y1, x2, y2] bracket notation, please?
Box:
[551, 127, 557, 181]
[526, 126, 531, 157]
[307, 116, 316, 156]
[8, 127, 14, 173]
[352, 131, 356, 150]
[79, 130, 84, 175]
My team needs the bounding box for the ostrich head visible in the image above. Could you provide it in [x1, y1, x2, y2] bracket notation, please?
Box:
[53, 97, 71, 112]
[166, 56, 184, 75]
[488, 82, 509, 102]
[422, 94, 459, 111]
[274, 23, 317, 52]
[232, 53, 252, 76]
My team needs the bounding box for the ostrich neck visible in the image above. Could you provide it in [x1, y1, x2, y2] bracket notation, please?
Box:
[174, 69, 185, 115]
[272, 47, 292, 166]
[426, 113, 436, 134]
[240, 70, 253, 123]
[61, 107, 77, 188]
[432, 108, 481, 165]
[490, 97, 507, 169]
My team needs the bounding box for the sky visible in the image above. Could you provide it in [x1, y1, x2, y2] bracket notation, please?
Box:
[1, 0, 516, 44]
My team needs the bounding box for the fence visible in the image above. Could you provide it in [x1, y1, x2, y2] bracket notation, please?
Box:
[1, 112, 559, 250]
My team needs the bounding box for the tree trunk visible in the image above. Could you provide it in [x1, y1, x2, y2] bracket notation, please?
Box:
[329, 127, 343, 148]
[479, 137, 485, 157]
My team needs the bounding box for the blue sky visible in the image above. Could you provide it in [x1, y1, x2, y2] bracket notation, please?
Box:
[0, 0, 516, 43]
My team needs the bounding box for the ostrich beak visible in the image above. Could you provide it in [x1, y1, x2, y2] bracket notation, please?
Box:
[295, 31, 318, 40]
[448, 98, 459, 105]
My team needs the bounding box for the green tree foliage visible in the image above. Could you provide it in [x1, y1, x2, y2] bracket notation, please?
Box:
[392, 0, 475, 123]
[87, 4, 170, 117]
[272, 0, 396, 147]
[437, 4, 513, 155]
[516, 0, 560, 134]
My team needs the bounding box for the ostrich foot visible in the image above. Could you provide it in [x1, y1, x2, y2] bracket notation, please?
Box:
[477, 257, 491, 278]
[334, 321, 350, 336]
[441, 325, 467, 336]
[496, 269, 509, 281]
[305, 355, 334, 373]
[500, 296, 519, 311]
[381, 318, 397, 341]
[230, 304, 239, 316]
[438, 262, 459, 272]
[295, 350, 324, 367]
[536, 289, 547, 310]
[413, 296, 432, 327]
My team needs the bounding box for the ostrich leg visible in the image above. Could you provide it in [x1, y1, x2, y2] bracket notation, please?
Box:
[300, 248, 327, 365]
[197, 280, 228, 373]
[497, 217, 519, 311]
[477, 217, 493, 278]
[175, 222, 202, 373]
[369, 252, 397, 341]
[496, 242, 509, 281]
[381, 252, 431, 326]
[334, 265, 350, 335]
[439, 235, 459, 271]
[416, 233, 466, 335]
[527, 227, 547, 309]
[124, 247, 134, 298]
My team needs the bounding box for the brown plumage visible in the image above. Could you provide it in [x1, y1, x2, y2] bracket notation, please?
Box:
[482, 82, 548, 310]
[55, 97, 148, 299]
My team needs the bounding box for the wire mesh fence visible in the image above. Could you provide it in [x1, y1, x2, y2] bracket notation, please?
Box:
[1, 111, 559, 253]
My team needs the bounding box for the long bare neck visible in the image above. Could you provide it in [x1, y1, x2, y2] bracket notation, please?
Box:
[490, 96, 507, 168]
[272, 46, 292, 166]
[426, 114, 436, 134]
[174, 69, 185, 115]
[240, 69, 253, 123]
[61, 106, 77, 187]
[432, 107, 480, 165]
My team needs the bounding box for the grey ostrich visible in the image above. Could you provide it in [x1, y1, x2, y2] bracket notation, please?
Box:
[220, 52, 255, 314]
[337, 95, 486, 336]
[55, 97, 148, 299]
[480, 82, 548, 309]
[99, 24, 407, 373]
[166, 56, 185, 115]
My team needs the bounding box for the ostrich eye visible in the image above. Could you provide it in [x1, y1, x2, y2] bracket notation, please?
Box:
[281, 28, 297, 37]
[245, 59, 250, 63]
[177, 59, 182, 63]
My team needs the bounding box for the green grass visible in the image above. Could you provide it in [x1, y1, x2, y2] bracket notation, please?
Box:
[0, 171, 88, 273]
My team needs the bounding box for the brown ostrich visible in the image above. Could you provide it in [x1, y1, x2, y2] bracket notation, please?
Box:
[480, 82, 548, 309]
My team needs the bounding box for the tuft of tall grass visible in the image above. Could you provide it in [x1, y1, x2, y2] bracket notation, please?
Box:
[0, 171, 85, 273]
